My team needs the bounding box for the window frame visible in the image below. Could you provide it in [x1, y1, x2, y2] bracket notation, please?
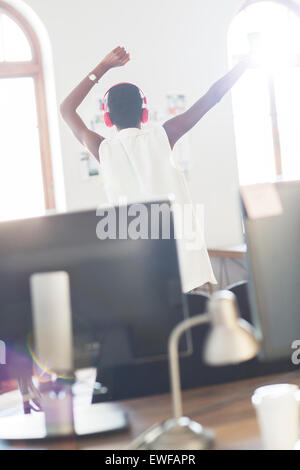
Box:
[0, 0, 55, 210]
[234, 0, 300, 180]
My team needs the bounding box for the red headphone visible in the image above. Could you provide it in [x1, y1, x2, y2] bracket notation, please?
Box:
[101, 82, 149, 128]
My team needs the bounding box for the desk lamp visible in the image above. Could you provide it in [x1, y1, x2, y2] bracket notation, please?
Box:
[131, 290, 260, 450]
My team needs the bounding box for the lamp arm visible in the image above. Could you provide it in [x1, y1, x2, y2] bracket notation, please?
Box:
[168, 313, 210, 419]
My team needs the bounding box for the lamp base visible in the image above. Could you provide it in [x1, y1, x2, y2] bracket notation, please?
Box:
[0, 403, 128, 440]
[130, 417, 215, 450]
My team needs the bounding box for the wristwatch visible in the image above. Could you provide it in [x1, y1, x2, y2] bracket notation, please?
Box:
[88, 73, 98, 83]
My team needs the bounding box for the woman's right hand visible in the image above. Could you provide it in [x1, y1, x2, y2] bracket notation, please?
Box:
[100, 46, 130, 71]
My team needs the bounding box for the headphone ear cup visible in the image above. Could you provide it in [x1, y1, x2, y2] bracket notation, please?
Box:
[104, 112, 113, 128]
[142, 108, 149, 124]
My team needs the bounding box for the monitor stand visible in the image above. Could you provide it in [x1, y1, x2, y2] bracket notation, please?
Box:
[0, 402, 128, 441]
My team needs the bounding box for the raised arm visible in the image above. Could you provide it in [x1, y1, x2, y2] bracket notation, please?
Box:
[60, 46, 130, 161]
[163, 58, 249, 150]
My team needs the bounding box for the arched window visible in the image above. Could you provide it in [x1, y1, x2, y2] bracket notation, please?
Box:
[0, 0, 55, 221]
[228, 0, 300, 185]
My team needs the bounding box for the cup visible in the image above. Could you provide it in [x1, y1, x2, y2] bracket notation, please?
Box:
[252, 384, 300, 450]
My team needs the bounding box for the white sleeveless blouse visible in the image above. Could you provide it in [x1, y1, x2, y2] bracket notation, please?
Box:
[99, 125, 216, 292]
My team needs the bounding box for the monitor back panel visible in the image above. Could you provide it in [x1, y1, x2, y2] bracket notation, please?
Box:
[244, 181, 300, 361]
[0, 203, 190, 370]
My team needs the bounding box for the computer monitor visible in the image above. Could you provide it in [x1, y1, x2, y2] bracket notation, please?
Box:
[0, 200, 192, 381]
[243, 181, 300, 362]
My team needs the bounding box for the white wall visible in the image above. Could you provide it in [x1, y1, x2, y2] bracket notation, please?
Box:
[22, 0, 246, 247]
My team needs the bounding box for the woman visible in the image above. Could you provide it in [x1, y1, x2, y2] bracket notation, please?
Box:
[61, 47, 248, 292]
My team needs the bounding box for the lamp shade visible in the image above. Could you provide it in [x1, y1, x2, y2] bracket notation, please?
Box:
[203, 291, 260, 366]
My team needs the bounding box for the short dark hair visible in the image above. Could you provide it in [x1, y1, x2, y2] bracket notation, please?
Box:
[107, 83, 143, 129]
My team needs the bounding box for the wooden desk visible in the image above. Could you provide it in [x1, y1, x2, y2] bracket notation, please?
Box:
[208, 244, 247, 261]
[208, 244, 247, 289]
[1, 370, 300, 450]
